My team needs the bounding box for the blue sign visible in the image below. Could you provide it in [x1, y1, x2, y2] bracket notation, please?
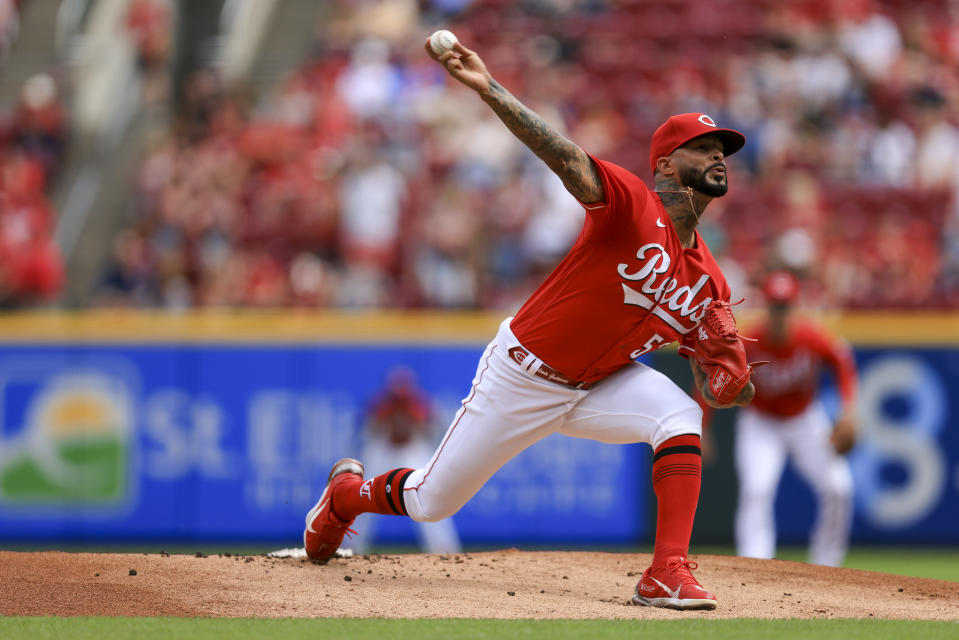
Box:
[775, 348, 959, 544]
[0, 343, 647, 544]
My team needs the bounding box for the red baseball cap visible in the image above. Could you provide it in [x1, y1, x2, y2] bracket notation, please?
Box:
[762, 271, 800, 304]
[649, 113, 746, 173]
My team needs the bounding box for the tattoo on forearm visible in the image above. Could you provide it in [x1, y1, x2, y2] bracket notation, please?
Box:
[482, 79, 602, 203]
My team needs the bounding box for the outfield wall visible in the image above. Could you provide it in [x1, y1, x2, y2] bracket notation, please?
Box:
[0, 311, 955, 546]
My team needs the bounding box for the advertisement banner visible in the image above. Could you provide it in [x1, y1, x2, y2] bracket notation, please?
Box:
[1, 332, 954, 547]
[0, 343, 646, 544]
[775, 348, 959, 544]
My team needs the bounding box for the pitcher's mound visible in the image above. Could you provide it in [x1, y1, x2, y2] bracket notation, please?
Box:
[1, 549, 956, 619]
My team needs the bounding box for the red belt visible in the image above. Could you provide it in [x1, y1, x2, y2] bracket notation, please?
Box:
[507, 347, 592, 390]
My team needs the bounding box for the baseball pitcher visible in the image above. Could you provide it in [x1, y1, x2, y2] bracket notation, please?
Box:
[305, 36, 759, 610]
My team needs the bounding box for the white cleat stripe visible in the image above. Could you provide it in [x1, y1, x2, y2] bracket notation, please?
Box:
[305, 487, 330, 533]
[649, 576, 681, 599]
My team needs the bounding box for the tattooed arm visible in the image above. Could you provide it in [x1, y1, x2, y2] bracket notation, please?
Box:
[425, 38, 604, 204]
[481, 79, 604, 203]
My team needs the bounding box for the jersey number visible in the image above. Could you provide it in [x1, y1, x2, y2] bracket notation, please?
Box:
[630, 334, 665, 359]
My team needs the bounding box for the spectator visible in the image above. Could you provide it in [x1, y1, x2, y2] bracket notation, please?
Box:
[0, 151, 63, 306]
[0, 0, 19, 62]
[99, 0, 959, 310]
[125, 0, 173, 104]
[125, 0, 172, 74]
[12, 73, 67, 182]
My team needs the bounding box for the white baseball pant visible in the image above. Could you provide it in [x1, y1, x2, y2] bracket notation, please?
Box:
[400, 318, 703, 523]
[734, 402, 853, 567]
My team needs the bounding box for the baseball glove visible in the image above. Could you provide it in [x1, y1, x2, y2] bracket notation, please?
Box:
[694, 300, 763, 405]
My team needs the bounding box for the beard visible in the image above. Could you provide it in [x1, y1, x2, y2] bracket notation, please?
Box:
[680, 164, 728, 197]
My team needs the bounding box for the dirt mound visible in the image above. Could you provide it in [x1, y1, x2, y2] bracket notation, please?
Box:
[2, 550, 957, 619]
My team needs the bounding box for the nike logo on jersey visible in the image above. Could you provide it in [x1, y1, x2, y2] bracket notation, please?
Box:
[656, 217, 667, 228]
[650, 576, 682, 599]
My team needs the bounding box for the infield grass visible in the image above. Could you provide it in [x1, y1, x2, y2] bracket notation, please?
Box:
[774, 547, 959, 582]
[1, 618, 957, 640]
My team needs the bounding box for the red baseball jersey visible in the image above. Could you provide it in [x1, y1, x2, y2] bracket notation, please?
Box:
[745, 320, 857, 417]
[510, 156, 731, 385]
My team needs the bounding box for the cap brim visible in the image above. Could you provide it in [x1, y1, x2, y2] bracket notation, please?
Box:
[681, 128, 746, 157]
[714, 129, 746, 156]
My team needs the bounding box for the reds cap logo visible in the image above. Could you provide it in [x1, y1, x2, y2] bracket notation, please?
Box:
[698, 114, 717, 127]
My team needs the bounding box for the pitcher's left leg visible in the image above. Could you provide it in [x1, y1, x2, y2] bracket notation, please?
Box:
[563, 362, 716, 610]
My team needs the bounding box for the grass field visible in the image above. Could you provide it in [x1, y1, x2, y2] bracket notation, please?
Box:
[773, 546, 959, 582]
[1, 618, 957, 639]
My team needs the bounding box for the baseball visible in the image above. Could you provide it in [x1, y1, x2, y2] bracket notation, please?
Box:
[429, 29, 459, 55]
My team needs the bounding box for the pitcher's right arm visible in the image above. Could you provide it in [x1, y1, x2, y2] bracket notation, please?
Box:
[426, 39, 604, 205]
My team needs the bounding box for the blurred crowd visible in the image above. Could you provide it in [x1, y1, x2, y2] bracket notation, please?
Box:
[0, 0, 19, 64]
[97, 0, 959, 310]
[0, 65, 67, 307]
[0, 0, 69, 307]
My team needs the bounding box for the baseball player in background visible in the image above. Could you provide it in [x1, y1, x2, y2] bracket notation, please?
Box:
[351, 367, 462, 554]
[305, 36, 759, 610]
[735, 271, 858, 567]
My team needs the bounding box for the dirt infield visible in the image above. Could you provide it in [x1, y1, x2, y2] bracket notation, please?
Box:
[2, 549, 957, 620]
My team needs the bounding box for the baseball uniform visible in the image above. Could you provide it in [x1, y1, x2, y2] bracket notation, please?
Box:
[736, 315, 857, 567]
[399, 155, 730, 520]
[306, 107, 748, 610]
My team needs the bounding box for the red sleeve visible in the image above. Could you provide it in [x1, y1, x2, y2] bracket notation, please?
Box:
[805, 324, 857, 404]
[580, 154, 651, 237]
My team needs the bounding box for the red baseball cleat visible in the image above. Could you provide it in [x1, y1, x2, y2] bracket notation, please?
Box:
[304, 458, 365, 563]
[632, 557, 718, 610]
